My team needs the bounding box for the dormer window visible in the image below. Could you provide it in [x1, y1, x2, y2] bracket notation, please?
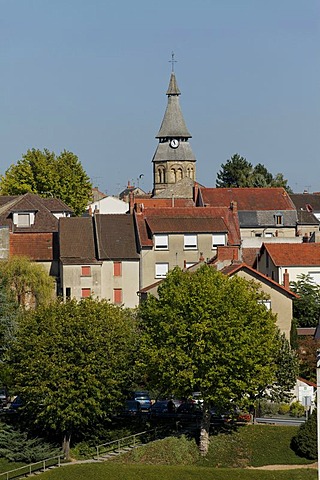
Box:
[13, 212, 35, 227]
[274, 214, 283, 226]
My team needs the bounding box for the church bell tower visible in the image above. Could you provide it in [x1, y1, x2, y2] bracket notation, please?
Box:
[152, 56, 196, 197]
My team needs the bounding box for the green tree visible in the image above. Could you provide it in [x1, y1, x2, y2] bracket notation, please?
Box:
[265, 330, 299, 403]
[0, 256, 54, 309]
[9, 298, 137, 458]
[291, 408, 317, 459]
[138, 265, 278, 456]
[216, 153, 292, 192]
[290, 274, 320, 327]
[0, 280, 20, 386]
[0, 148, 92, 215]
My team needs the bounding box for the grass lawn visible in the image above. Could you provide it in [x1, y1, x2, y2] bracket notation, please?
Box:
[39, 463, 318, 480]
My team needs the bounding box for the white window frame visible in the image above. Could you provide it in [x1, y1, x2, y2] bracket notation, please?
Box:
[154, 234, 168, 250]
[155, 263, 169, 279]
[184, 234, 197, 250]
[13, 212, 35, 227]
[212, 233, 226, 247]
[185, 262, 197, 269]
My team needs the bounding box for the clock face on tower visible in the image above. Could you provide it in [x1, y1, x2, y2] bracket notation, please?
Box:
[169, 138, 179, 149]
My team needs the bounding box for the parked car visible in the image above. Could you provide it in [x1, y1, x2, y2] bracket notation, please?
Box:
[0, 388, 8, 407]
[9, 395, 23, 411]
[121, 400, 142, 417]
[177, 402, 203, 417]
[132, 391, 151, 412]
[150, 400, 169, 417]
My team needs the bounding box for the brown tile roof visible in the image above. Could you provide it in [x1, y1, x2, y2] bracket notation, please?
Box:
[94, 214, 139, 260]
[10, 232, 55, 261]
[0, 193, 71, 233]
[290, 193, 320, 212]
[199, 187, 296, 211]
[134, 197, 195, 209]
[242, 247, 261, 267]
[262, 242, 320, 266]
[135, 206, 241, 248]
[59, 217, 98, 264]
[219, 262, 298, 298]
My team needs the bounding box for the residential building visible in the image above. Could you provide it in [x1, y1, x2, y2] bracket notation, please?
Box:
[256, 242, 320, 285]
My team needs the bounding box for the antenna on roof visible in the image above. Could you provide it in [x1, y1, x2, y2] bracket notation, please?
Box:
[169, 51, 177, 72]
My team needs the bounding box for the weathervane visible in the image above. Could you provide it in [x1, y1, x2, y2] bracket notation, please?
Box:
[169, 51, 177, 72]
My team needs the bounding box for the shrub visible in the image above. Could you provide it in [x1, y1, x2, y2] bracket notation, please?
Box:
[290, 402, 305, 418]
[278, 403, 290, 415]
[291, 409, 317, 459]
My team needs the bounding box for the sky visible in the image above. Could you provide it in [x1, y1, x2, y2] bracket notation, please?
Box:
[0, 0, 319, 196]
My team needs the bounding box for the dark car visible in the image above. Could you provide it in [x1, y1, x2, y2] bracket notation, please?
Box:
[121, 400, 142, 417]
[177, 402, 203, 417]
[150, 400, 169, 417]
[9, 395, 23, 411]
[132, 391, 151, 412]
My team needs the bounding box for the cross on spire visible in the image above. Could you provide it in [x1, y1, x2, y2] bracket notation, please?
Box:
[169, 51, 177, 72]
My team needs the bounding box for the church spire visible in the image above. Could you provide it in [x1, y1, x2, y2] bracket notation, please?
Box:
[152, 56, 196, 197]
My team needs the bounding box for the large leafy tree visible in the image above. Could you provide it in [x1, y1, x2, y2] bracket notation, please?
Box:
[0, 149, 92, 215]
[216, 153, 292, 192]
[0, 256, 54, 309]
[138, 265, 278, 456]
[9, 298, 137, 458]
[290, 274, 320, 327]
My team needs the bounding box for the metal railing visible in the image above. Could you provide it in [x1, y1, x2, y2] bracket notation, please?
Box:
[96, 428, 160, 461]
[0, 455, 63, 480]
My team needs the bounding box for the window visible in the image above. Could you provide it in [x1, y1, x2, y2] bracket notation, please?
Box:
[154, 234, 168, 250]
[212, 234, 226, 247]
[17, 213, 30, 227]
[155, 263, 169, 278]
[81, 266, 91, 276]
[113, 261, 122, 276]
[274, 214, 283, 226]
[185, 262, 196, 269]
[184, 234, 197, 250]
[113, 288, 122, 304]
[258, 300, 271, 310]
[81, 288, 91, 298]
[66, 287, 71, 299]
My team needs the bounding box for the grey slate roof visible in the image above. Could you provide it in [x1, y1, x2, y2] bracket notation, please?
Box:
[238, 210, 298, 228]
[59, 217, 98, 264]
[156, 95, 191, 138]
[94, 214, 139, 260]
[152, 141, 196, 163]
[290, 193, 320, 213]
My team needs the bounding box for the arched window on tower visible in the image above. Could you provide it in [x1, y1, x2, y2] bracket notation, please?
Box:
[177, 168, 183, 180]
[158, 167, 166, 184]
[171, 168, 176, 183]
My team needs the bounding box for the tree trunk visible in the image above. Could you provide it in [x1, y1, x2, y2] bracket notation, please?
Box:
[62, 432, 72, 460]
[199, 401, 211, 456]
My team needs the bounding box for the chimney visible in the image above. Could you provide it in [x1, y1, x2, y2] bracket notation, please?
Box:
[199, 252, 204, 262]
[230, 201, 237, 213]
[129, 191, 134, 214]
[88, 205, 92, 216]
[283, 269, 290, 289]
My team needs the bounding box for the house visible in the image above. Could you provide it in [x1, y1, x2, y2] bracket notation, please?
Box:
[256, 242, 320, 285]
[86, 195, 129, 215]
[0, 193, 72, 287]
[290, 192, 320, 240]
[134, 205, 241, 290]
[196, 187, 302, 248]
[59, 214, 140, 308]
[218, 262, 298, 339]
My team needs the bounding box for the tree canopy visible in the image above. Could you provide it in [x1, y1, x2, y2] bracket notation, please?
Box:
[0, 149, 92, 215]
[290, 274, 320, 327]
[138, 265, 279, 455]
[0, 256, 54, 309]
[216, 153, 292, 192]
[9, 298, 137, 458]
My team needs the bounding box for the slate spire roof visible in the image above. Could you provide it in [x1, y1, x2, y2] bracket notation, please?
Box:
[156, 72, 191, 139]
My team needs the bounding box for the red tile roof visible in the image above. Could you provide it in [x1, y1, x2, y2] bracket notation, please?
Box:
[199, 187, 296, 211]
[135, 206, 241, 247]
[262, 242, 320, 266]
[10, 233, 55, 261]
[219, 262, 298, 298]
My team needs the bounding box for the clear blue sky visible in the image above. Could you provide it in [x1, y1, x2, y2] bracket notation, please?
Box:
[0, 0, 319, 195]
